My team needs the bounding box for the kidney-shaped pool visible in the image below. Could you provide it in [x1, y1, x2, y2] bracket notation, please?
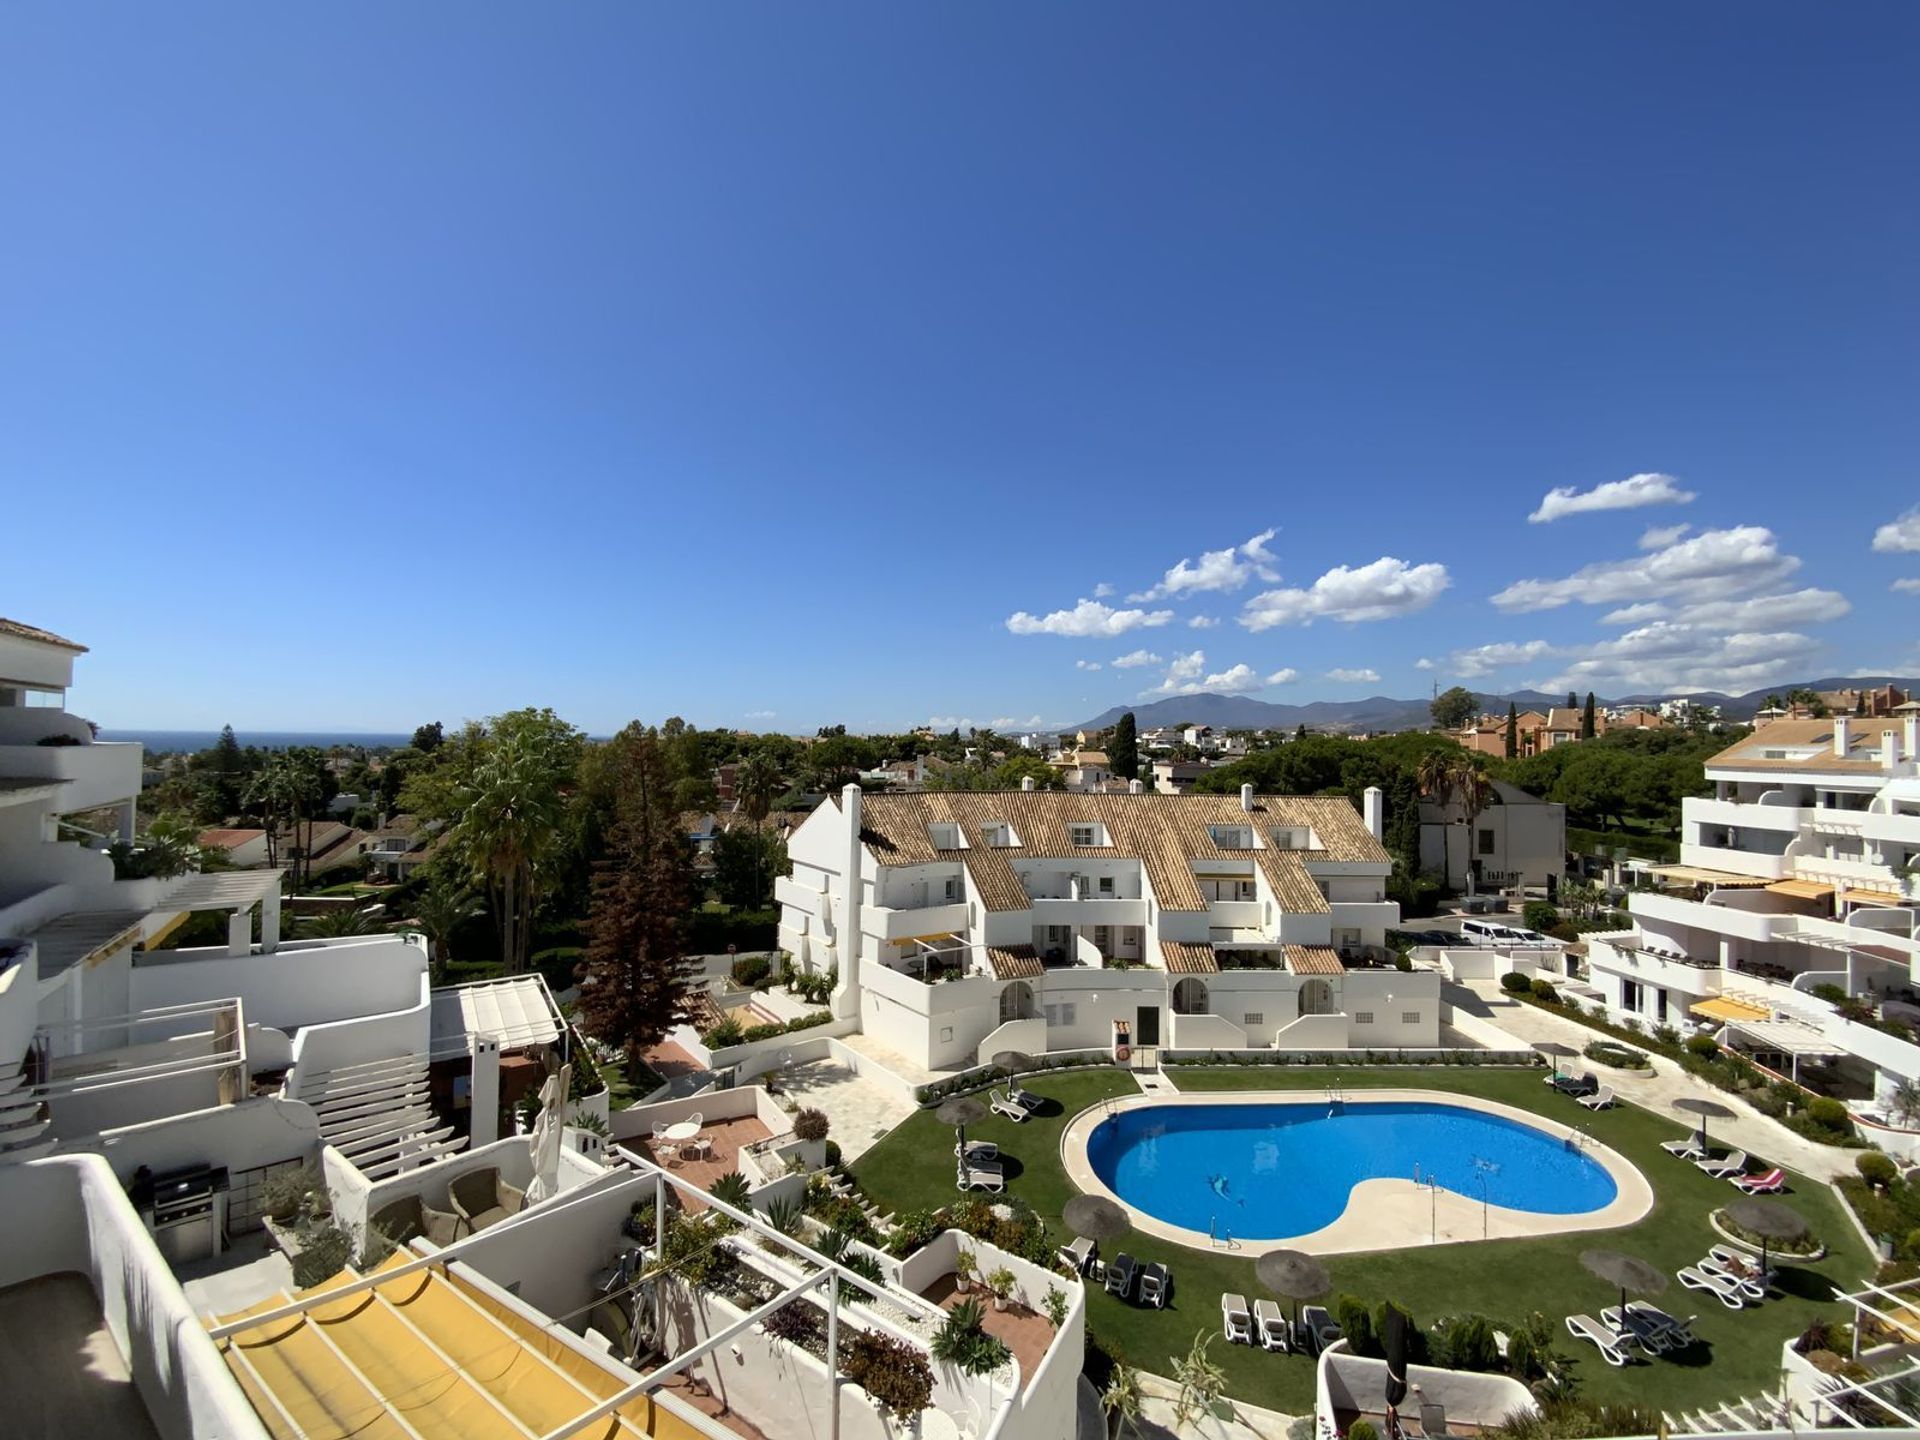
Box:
[1084, 1098, 1620, 1242]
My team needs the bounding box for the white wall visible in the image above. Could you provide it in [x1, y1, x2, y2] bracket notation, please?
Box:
[334, 1134, 539, 1243]
[131, 934, 425, 1031]
[0, 1155, 269, 1440]
[449, 1168, 647, 1319]
[84, 1095, 320, 1187]
[286, 970, 432, 1093]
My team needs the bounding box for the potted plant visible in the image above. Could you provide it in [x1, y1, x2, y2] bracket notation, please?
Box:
[987, 1265, 1017, 1312]
[954, 1248, 978, 1295]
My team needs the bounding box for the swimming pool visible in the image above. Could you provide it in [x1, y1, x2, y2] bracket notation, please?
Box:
[1083, 1097, 1621, 1243]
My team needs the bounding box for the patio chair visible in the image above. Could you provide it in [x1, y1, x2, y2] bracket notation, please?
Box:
[1253, 1299, 1290, 1352]
[650, 1123, 683, 1165]
[1104, 1253, 1138, 1300]
[956, 1161, 1005, 1194]
[686, 1111, 703, 1128]
[1695, 1149, 1748, 1179]
[370, 1192, 460, 1249]
[1300, 1304, 1341, 1355]
[1677, 1265, 1747, 1310]
[1564, 1313, 1633, 1367]
[1661, 1137, 1708, 1160]
[1700, 1257, 1768, 1303]
[1139, 1262, 1171, 1309]
[1058, 1236, 1095, 1275]
[1601, 1305, 1672, 1354]
[991, 1089, 1034, 1123]
[448, 1166, 528, 1235]
[1576, 1085, 1616, 1111]
[1732, 1167, 1786, 1194]
[1221, 1292, 1253, 1344]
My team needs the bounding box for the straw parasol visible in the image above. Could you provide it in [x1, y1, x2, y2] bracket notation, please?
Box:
[936, 1093, 989, 1161]
[1580, 1248, 1668, 1319]
[1672, 1097, 1737, 1150]
[1257, 1248, 1331, 1333]
[1724, 1196, 1809, 1272]
[992, 1050, 1033, 1086]
[1063, 1194, 1133, 1243]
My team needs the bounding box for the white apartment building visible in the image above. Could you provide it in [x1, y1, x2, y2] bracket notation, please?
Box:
[776, 781, 1436, 1072]
[1419, 780, 1567, 891]
[1585, 715, 1920, 1105]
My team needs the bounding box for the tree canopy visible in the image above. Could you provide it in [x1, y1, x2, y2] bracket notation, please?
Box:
[1430, 686, 1479, 730]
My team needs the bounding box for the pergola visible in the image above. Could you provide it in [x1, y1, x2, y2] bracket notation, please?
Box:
[146, 868, 287, 956]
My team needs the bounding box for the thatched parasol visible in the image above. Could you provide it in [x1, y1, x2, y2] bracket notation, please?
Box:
[1673, 1096, 1737, 1150]
[937, 1093, 989, 1160]
[1063, 1194, 1133, 1243]
[1257, 1248, 1331, 1333]
[992, 1050, 1033, 1087]
[1581, 1248, 1668, 1319]
[1724, 1196, 1809, 1272]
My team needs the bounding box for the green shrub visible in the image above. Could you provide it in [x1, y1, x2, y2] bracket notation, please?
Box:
[709, 1172, 752, 1209]
[1504, 1326, 1541, 1380]
[1333, 1294, 1375, 1356]
[1349, 1423, 1380, 1440]
[731, 954, 772, 987]
[1529, 977, 1559, 1002]
[886, 1210, 943, 1257]
[930, 1297, 1012, 1375]
[291, 1222, 353, 1288]
[1045, 1285, 1069, 1328]
[1858, 1152, 1898, 1187]
[840, 1329, 934, 1418]
[1812, 983, 1850, 1006]
[1522, 901, 1560, 934]
[742, 1022, 785, 1043]
[1806, 1096, 1854, 1135]
[1500, 972, 1533, 995]
[702, 1016, 744, 1048]
[793, 1107, 830, 1143]
[1441, 1314, 1500, 1372]
[1548, 921, 1581, 943]
[1685, 1033, 1720, 1058]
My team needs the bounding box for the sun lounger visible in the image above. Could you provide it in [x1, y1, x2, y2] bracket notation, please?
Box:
[1553, 1072, 1598, 1097]
[1707, 1244, 1774, 1287]
[1695, 1149, 1748, 1179]
[1602, 1305, 1673, 1353]
[1626, 1303, 1697, 1347]
[1577, 1085, 1616, 1111]
[1139, 1262, 1171, 1308]
[1058, 1236, 1095, 1274]
[1662, 1137, 1708, 1160]
[956, 1161, 1005, 1193]
[1678, 1265, 1747, 1309]
[955, 1139, 999, 1162]
[1221, 1292, 1252, 1344]
[1565, 1313, 1633, 1367]
[1104, 1253, 1137, 1300]
[1732, 1167, 1786, 1194]
[991, 1089, 1034, 1123]
[1254, 1299, 1290, 1352]
[1700, 1257, 1768, 1302]
[1301, 1304, 1341, 1354]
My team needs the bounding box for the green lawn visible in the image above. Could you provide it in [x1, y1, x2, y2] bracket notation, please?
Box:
[849, 1065, 1870, 1418]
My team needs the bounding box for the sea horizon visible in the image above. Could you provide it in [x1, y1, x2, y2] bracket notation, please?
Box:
[99, 729, 415, 753]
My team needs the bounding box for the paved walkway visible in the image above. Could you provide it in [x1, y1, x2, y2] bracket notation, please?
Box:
[775, 1056, 915, 1163]
[1450, 979, 1860, 1182]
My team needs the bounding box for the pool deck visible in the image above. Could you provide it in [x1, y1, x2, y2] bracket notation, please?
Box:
[1058, 1087, 1654, 1256]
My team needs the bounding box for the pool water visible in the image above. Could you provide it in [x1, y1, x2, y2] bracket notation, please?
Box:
[1086, 1099, 1618, 1241]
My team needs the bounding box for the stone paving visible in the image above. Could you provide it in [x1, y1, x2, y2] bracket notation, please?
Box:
[1450, 978, 1860, 1182]
[773, 1056, 916, 1163]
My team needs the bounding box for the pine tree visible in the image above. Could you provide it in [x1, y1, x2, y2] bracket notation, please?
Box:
[1504, 702, 1518, 759]
[1581, 692, 1597, 740]
[579, 724, 696, 1080]
[1108, 712, 1139, 783]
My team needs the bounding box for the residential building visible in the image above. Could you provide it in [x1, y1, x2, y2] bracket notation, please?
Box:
[775, 782, 1432, 1072]
[197, 819, 371, 876]
[1820, 684, 1911, 718]
[365, 812, 443, 880]
[1659, 697, 1723, 727]
[197, 825, 272, 867]
[1455, 710, 1548, 759]
[1050, 748, 1111, 792]
[1605, 706, 1667, 731]
[1418, 780, 1567, 891]
[1151, 757, 1216, 794]
[1582, 714, 1920, 1107]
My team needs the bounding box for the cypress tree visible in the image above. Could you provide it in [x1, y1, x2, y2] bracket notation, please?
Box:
[1581, 692, 1597, 740]
[1108, 711, 1139, 783]
[1504, 702, 1518, 759]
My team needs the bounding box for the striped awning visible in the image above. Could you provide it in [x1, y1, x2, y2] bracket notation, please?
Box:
[1650, 865, 1772, 888]
[898, 932, 958, 947]
[1691, 995, 1771, 1023]
[1767, 879, 1836, 900]
[1843, 888, 1906, 907]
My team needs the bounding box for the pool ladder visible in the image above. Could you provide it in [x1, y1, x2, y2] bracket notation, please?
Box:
[1326, 1079, 1344, 1114]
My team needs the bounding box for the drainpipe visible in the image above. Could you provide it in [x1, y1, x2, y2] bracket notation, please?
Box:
[833, 784, 863, 1020]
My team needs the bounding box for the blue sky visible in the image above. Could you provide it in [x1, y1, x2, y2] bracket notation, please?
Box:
[5, 4, 1917, 735]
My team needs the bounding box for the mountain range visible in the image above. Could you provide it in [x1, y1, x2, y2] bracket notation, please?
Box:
[1070, 676, 1919, 736]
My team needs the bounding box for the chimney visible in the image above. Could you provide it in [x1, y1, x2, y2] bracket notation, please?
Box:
[1833, 715, 1852, 758]
[1907, 714, 1919, 761]
[1363, 785, 1384, 841]
[1128, 778, 1144, 794]
[1884, 728, 1902, 771]
[1240, 782, 1255, 812]
[1020, 775, 1035, 792]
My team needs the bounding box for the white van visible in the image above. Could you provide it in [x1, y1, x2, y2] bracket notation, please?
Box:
[1461, 919, 1558, 949]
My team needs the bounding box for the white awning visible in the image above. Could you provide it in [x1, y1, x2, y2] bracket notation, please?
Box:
[1730, 1019, 1842, 1057]
[150, 868, 287, 915]
[430, 975, 563, 1060]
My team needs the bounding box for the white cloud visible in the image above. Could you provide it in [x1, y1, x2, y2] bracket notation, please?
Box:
[1006, 598, 1174, 637]
[1875, 509, 1920, 554]
[1266, 668, 1299, 685]
[1414, 657, 1437, 671]
[1600, 602, 1668, 625]
[1075, 659, 1103, 671]
[926, 715, 974, 730]
[1528, 471, 1696, 524]
[1326, 667, 1381, 684]
[1541, 622, 1824, 695]
[1091, 582, 1115, 598]
[990, 714, 1044, 730]
[1110, 649, 1161, 669]
[1599, 588, 1850, 631]
[1894, 578, 1920, 595]
[1491, 525, 1797, 613]
[1187, 615, 1220, 629]
[1140, 651, 1270, 698]
[1130, 528, 1280, 601]
[743, 709, 777, 721]
[1639, 523, 1690, 550]
[1239, 557, 1450, 630]
[1450, 640, 1562, 679]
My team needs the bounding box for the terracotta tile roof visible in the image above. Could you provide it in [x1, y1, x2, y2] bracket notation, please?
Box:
[986, 944, 1043, 980]
[1707, 719, 1907, 773]
[1284, 944, 1345, 976]
[0, 617, 87, 652]
[852, 790, 1378, 913]
[198, 827, 265, 848]
[1160, 940, 1219, 975]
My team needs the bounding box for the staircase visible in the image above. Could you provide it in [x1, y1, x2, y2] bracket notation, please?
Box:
[0, 1061, 54, 1164]
[293, 1054, 467, 1180]
[1667, 1386, 1791, 1433]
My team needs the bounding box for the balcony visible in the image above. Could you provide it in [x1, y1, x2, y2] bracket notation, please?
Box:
[863, 900, 971, 943]
[1027, 896, 1147, 927]
[1331, 900, 1399, 933]
[1686, 797, 1806, 834]
[0, 739, 143, 813]
[1679, 841, 1792, 881]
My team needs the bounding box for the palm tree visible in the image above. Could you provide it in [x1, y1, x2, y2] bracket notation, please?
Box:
[410, 871, 482, 982]
[451, 719, 578, 973]
[307, 905, 380, 939]
[1414, 750, 1457, 807]
[1101, 1360, 1143, 1440]
[732, 748, 783, 906]
[244, 759, 301, 870]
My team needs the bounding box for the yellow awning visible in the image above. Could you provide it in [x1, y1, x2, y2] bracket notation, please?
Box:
[1767, 879, 1836, 900]
[898, 932, 958, 946]
[1650, 865, 1772, 887]
[1844, 887, 1906, 906]
[1692, 995, 1771, 1023]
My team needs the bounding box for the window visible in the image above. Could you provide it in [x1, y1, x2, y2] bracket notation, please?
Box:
[1172, 977, 1209, 1014]
[1098, 875, 1115, 896]
[982, 822, 1018, 848]
[927, 823, 963, 849]
[1069, 823, 1107, 847]
[1209, 824, 1255, 849]
[1477, 828, 1496, 856]
[1044, 1002, 1078, 1028]
[943, 877, 961, 902]
[1401, 1012, 1420, 1025]
[1094, 925, 1111, 950]
[1243, 1012, 1264, 1026]
[939, 1026, 953, 1043]
[1354, 1011, 1375, 1025]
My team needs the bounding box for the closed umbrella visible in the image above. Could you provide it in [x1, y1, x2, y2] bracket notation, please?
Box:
[1673, 1097, 1737, 1152]
[524, 1062, 571, 1204]
[1580, 1248, 1667, 1322]
[1383, 1302, 1410, 1410]
[1725, 1196, 1808, 1274]
[1257, 1248, 1331, 1335]
[937, 1093, 989, 1164]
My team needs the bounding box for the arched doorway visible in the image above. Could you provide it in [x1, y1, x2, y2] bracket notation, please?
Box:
[1299, 978, 1336, 1016]
[999, 981, 1036, 1023]
[1171, 977, 1209, 1015]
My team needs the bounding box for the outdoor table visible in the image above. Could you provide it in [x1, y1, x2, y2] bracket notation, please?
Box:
[663, 1120, 702, 1157]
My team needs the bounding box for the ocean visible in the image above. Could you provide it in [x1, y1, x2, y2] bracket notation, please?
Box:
[99, 730, 415, 754]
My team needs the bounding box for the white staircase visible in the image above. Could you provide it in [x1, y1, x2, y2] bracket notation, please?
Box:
[0, 1063, 54, 1164]
[294, 1054, 467, 1179]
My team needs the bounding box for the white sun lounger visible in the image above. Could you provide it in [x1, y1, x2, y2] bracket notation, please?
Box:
[1696, 1149, 1748, 1179]
[1662, 1136, 1708, 1160]
[1700, 1257, 1769, 1302]
[1565, 1313, 1633, 1367]
[1678, 1265, 1747, 1309]
[1254, 1298, 1290, 1352]
[991, 1089, 1034, 1123]
[956, 1162, 1005, 1193]
[1221, 1292, 1252, 1344]
[1577, 1085, 1616, 1111]
[1058, 1236, 1095, 1274]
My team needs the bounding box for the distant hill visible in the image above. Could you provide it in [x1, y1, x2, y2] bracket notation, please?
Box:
[1071, 676, 1920, 735]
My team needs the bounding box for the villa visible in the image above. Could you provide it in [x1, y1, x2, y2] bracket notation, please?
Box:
[1583, 715, 1920, 1116]
[775, 781, 1437, 1073]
